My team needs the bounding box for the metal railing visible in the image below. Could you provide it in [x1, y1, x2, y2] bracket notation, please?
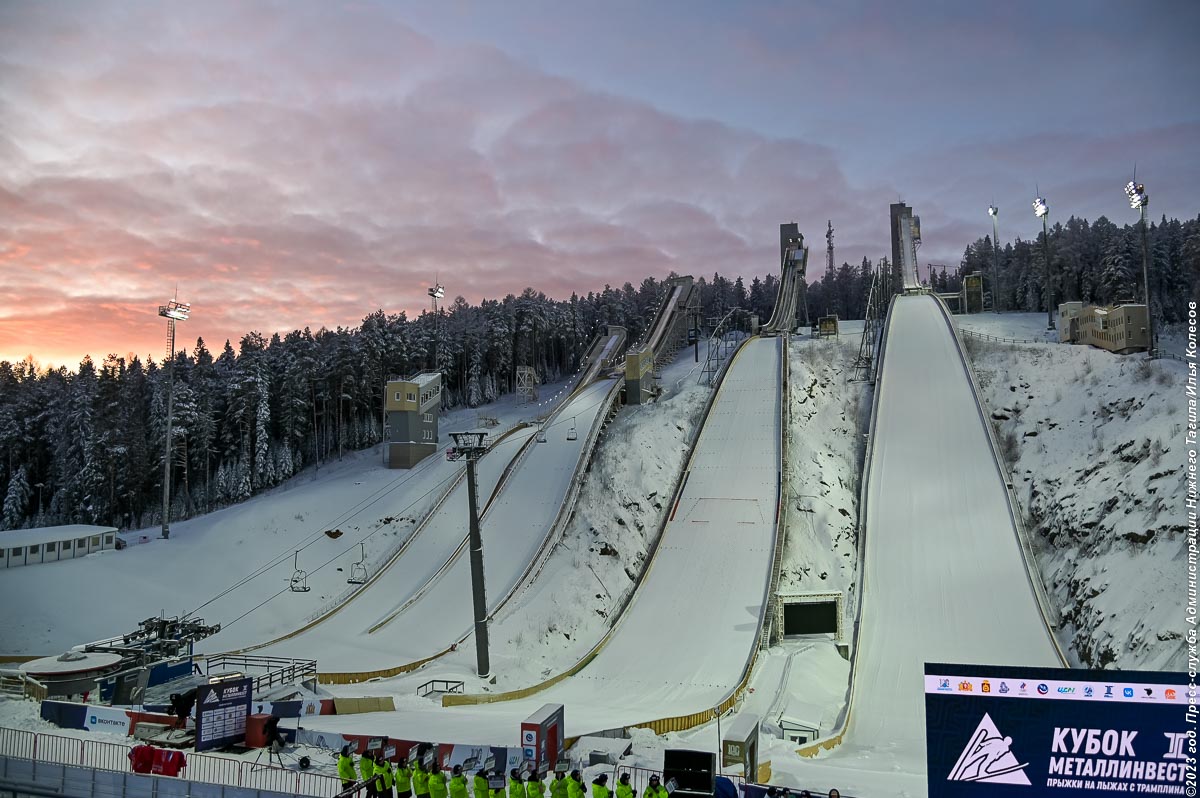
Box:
[204, 655, 318, 693]
[415, 679, 465, 698]
[957, 327, 1050, 345]
[0, 726, 342, 797]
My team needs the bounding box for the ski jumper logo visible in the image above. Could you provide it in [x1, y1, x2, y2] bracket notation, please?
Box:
[947, 713, 1031, 785]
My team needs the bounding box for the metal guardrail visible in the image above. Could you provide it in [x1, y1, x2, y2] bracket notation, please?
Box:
[0, 727, 341, 797]
[204, 655, 317, 693]
[796, 293, 897, 757]
[957, 327, 1049, 345]
[416, 679, 464, 698]
[759, 335, 789, 649]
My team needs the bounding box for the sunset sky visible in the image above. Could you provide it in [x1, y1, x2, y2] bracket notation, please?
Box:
[2, 1, 1197, 368]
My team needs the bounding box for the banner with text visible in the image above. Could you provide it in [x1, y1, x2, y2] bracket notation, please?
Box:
[925, 663, 1194, 797]
[195, 677, 253, 753]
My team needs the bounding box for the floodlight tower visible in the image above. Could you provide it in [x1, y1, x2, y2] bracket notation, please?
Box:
[428, 282, 445, 373]
[157, 297, 191, 539]
[1125, 179, 1155, 356]
[987, 205, 1001, 312]
[446, 431, 491, 678]
[1032, 194, 1054, 330]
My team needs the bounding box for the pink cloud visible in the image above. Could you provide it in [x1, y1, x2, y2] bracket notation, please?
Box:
[0, 1, 897, 368]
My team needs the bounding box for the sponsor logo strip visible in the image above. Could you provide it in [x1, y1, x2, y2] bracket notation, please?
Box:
[924, 675, 1186, 704]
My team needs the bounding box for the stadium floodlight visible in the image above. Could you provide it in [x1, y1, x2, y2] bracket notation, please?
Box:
[1033, 193, 1054, 329]
[157, 295, 191, 539]
[987, 205, 998, 217]
[1124, 181, 1149, 210]
[158, 300, 191, 321]
[1125, 179, 1155, 356]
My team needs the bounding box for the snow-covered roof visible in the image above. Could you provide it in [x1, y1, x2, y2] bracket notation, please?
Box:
[411, 371, 441, 388]
[0, 525, 117, 549]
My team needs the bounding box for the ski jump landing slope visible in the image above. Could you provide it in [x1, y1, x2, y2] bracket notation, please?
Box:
[838, 294, 1062, 771]
[533, 337, 780, 727]
[331, 336, 782, 742]
[236, 378, 618, 673]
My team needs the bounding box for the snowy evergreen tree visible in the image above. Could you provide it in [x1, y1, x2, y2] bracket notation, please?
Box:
[2, 464, 31, 529]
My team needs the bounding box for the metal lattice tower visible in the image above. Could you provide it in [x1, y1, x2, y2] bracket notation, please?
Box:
[852, 261, 884, 383]
[826, 220, 834, 277]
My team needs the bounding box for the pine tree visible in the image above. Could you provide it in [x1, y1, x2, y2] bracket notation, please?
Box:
[2, 464, 31, 529]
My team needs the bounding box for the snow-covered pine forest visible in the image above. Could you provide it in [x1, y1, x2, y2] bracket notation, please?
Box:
[2, 211, 1196, 534]
[0, 273, 779, 532]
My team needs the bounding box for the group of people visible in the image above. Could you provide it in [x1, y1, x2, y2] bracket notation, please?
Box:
[336, 749, 670, 798]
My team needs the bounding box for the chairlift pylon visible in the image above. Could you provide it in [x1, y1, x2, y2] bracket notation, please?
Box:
[289, 551, 311, 593]
[566, 417, 578, 441]
[347, 542, 368, 585]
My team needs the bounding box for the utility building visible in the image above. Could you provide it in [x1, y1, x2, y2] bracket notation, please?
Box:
[1058, 302, 1149, 354]
[1, 525, 118, 568]
[385, 372, 442, 468]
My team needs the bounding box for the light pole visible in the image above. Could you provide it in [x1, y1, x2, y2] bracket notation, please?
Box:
[158, 298, 191, 539]
[446, 431, 491, 678]
[988, 205, 1001, 312]
[1125, 180, 1155, 356]
[1032, 195, 1053, 330]
[428, 283, 445, 373]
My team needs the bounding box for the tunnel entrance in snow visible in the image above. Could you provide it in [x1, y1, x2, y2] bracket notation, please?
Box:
[777, 591, 843, 638]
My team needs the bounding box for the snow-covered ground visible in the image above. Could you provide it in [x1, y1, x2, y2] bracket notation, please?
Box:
[0, 383, 569, 657]
[778, 298, 1064, 798]
[780, 324, 870, 604]
[955, 311, 1186, 670]
[242, 377, 619, 672]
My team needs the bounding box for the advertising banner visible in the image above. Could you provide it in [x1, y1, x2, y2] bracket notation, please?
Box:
[83, 705, 131, 736]
[925, 663, 1193, 797]
[195, 677, 253, 752]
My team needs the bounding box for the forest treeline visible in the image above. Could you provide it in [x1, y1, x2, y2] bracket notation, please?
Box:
[2, 212, 1195, 531]
[0, 273, 776, 531]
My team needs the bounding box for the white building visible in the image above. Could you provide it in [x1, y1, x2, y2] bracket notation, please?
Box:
[0, 525, 118, 569]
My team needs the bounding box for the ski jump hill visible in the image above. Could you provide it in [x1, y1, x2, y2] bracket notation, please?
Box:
[792, 213, 1067, 788]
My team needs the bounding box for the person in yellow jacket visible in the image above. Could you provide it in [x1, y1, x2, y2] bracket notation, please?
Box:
[395, 760, 413, 798]
[338, 746, 358, 793]
[376, 757, 396, 798]
[590, 773, 610, 798]
[489, 769, 505, 798]
[615, 772, 636, 798]
[526, 770, 546, 798]
[643, 774, 667, 798]
[567, 770, 586, 798]
[449, 764, 470, 798]
[413, 760, 431, 798]
[429, 763, 449, 798]
[509, 769, 528, 798]
[550, 770, 568, 798]
[360, 751, 377, 798]
[474, 768, 490, 798]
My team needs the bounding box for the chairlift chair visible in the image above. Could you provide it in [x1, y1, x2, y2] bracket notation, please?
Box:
[566, 417, 578, 441]
[347, 542, 368, 585]
[289, 551, 311, 593]
[536, 423, 547, 443]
